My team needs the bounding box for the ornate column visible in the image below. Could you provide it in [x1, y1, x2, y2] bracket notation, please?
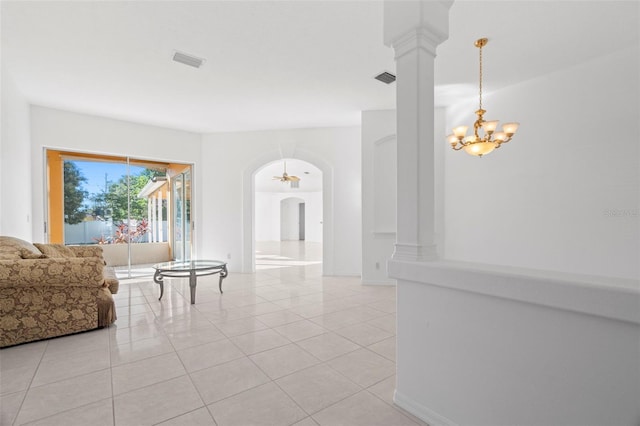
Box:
[384, 0, 452, 262]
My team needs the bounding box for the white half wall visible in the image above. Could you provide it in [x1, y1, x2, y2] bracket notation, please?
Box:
[391, 260, 640, 426]
[444, 47, 639, 280]
[201, 127, 361, 275]
[28, 107, 202, 248]
[1, 70, 32, 240]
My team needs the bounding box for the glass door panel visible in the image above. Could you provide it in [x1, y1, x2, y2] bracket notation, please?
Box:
[172, 174, 184, 261]
[184, 170, 191, 261]
[171, 169, 192, 261]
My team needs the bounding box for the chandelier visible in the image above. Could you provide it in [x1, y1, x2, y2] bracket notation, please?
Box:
[447, 38, 519, 157]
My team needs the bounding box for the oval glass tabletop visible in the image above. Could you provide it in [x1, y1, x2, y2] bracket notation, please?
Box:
[153, 260, 226, 272]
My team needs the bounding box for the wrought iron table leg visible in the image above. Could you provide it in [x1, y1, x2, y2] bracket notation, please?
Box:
[189, 270, 197, 304]
[153, 270, 164, 301]
[219, 265, 228, 294]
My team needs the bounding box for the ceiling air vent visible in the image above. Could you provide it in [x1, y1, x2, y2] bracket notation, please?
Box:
[374, 71, 396, 84]
[172, 51, 205, 68]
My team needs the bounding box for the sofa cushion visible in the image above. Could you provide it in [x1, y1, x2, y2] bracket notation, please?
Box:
[0, 236, 45, 260]
[34, 243, 76, 258]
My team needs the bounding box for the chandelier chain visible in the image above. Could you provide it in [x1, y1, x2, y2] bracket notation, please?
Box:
[478, 43, 483, 111]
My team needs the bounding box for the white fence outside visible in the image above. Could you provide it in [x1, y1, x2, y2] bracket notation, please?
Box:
[64, 220, 168, 245]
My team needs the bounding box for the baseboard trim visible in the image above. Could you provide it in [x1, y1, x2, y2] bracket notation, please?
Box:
[394, 391, 458, 426]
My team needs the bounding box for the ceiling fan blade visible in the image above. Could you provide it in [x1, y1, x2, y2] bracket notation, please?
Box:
[270, 161, 295, 183]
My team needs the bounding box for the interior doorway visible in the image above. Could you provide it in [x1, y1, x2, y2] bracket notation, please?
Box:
[280, 197, 304, 241]
[299, 203, 305, 240]
[253, 158, 322, 270]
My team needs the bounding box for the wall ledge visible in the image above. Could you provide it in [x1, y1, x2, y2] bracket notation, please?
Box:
[388, 259, 640, 324]
[394, 390, 458, 426]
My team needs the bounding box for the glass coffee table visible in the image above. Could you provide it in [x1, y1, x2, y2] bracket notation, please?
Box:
[152, 260, 228, 304]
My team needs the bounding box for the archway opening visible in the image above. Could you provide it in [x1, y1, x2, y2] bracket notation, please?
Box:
[253, 158, 323, 271]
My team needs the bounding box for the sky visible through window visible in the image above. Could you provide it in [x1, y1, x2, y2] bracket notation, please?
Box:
[63, 159, 160, 246]
[73, 161, 146, 196]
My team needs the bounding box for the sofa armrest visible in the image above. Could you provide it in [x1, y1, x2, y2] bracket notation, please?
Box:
[0, 257, 104, 288]
[104, 266, 119, 294]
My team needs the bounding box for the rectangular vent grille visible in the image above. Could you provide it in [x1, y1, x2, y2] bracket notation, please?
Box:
[374, 71, 396, 84]
[173, 51, 204, 68]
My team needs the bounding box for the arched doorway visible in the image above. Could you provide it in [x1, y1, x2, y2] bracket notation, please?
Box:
[252, 158, 323, 271]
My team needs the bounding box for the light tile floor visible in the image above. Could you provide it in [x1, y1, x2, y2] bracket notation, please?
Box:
[1, 242, 424, 426]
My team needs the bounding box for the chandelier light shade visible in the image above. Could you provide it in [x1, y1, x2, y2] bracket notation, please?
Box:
[447, 38, 519, 157]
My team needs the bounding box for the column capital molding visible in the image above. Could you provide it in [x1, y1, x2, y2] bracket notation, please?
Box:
[384, 0, 452, 56]
[390, 27, 444, 59]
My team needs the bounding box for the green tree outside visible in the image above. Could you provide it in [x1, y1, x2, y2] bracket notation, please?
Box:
[63, 161, 88, 224]
[104, 168, 164, 222]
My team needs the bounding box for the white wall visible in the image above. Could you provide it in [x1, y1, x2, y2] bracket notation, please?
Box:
[1, 70, 32, 240]
[29, 107, 202, 248]
[444, 47, 639, 280]
[393, 46, 640, 426]
[361, 110, 396, 284]
[255, 192, 280, 242]
[255, 192, 322, 243]
[21, 106, 352, 275]
[201, 127, 361, 275]
[361, 108, 446, 285]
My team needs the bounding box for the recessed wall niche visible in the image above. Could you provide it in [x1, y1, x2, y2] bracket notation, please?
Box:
[373, 135, 397, 236]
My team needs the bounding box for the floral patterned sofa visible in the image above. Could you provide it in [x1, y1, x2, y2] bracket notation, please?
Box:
[0, 236, 118, 348]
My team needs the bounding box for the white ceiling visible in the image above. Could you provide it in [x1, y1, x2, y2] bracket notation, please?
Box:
[2, 1, 638, 134]
[255, 159, 322, 193]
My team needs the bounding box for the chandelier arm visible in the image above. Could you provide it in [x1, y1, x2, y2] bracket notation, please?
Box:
[473, 118, 482, 138]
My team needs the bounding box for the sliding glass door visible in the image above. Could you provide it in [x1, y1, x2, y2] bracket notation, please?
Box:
[46, 149, 192, 278]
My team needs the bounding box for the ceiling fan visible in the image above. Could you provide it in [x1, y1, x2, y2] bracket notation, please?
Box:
[273, 161, 300, 182]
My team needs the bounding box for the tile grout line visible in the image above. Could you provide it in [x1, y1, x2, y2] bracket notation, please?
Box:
[6, 250, 399, 426]
[108, 302, 116, 426]
[6, 340, 48, 426]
